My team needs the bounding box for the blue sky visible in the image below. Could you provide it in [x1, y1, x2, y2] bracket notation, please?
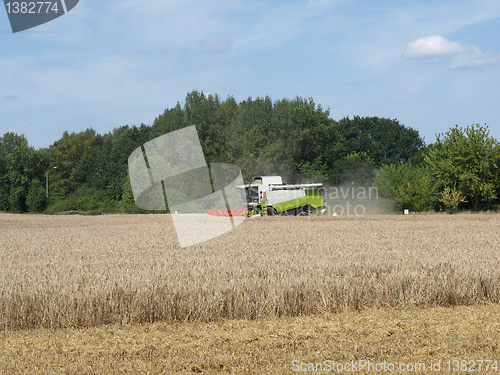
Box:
[1, 0, 500, 149]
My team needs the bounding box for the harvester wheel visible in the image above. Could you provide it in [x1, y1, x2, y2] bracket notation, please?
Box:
[267, 207, 277, 216]
[297, 207, 309, 216]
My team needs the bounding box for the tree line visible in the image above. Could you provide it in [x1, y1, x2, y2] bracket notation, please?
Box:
[1, 90, 499, 214]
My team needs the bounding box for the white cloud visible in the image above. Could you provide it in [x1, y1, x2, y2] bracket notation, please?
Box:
[403, 35, 466, 59]
[403, 35, 500, 69]
[450, 46, 500, 69]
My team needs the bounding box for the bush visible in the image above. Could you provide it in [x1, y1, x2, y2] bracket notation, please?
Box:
[26, 179, 47, 212]
[373, 163, 438, 212]
[8, 187, 26, 213]
[120, 178, 149, 214]
[45, 195, 78, 214]
[46, 185, 121, 214]
[76, 195, 99, 211]
[440, 186, 467, 214]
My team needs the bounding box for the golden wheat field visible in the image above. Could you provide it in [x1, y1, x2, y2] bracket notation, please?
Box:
[0, 213, 500, 374]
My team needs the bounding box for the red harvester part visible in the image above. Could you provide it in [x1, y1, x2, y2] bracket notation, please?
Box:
[208, 208, 248, 217]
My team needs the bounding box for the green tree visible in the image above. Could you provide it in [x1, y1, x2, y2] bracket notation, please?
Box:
[49, 129, 96, 198]
[226, 96, 275, 181]
[337, 116, 424, 165]
[0, 92, 431, 213]
[151, 102, 187, 138]
[285, 97, 343, 183]
[72, 133, 111, 191]
[226, 96, 344, 184]
[425, 124, 500, 211]
[5, 138, 47, 212]
[184, 91, 226, 163]
[373, 162, 437, 212]
[8, 187, 25, 213]
[0, 133, 31, 210]
[106, 125, 149, 200]
[334, 151, 375, 186]
[70, 125, 149, 210]
[26, 178, 47, 212]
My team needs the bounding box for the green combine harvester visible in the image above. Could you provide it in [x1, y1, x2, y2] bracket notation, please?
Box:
[238, 176, 327, 217]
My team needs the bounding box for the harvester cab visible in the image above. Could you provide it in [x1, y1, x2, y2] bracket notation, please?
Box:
[238, 176, 326, 217]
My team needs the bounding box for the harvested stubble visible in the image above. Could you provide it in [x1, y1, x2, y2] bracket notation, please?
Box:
[2, 304, 500, 374]
[0, 213, 499, 330]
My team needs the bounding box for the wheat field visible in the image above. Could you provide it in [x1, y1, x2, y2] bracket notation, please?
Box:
[0, 213, 499, 331]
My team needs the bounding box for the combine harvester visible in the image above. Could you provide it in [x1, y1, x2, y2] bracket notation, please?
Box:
[208, 176, 326, 217]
